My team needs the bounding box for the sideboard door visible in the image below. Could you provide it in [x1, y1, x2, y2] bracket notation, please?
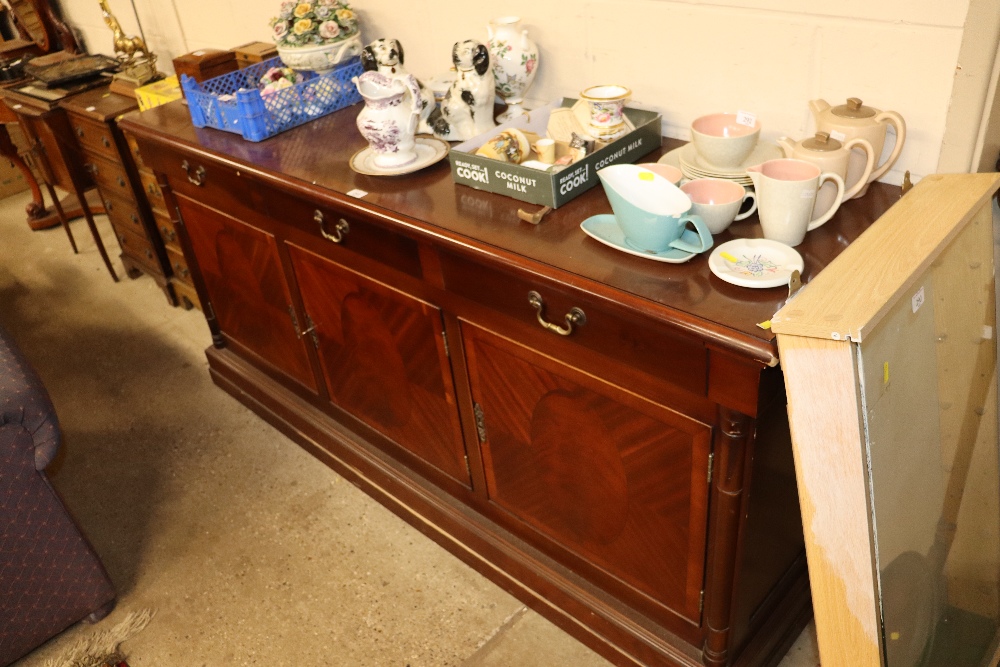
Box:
[462, 321, 712, 628]
[177, 197, 318, 392]
[288, 244, 470, 487]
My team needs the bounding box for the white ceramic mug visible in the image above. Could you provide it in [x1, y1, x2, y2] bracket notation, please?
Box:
[746, 158, 844, 247]
[680, 178, 757, 234]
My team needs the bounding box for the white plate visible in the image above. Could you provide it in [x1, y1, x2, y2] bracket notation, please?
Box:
[708, 238, 804, 288]
[680, 142, 782, 177]
[350, 137, 449, 176]
[580, 214, 705, 264]
[658, 146, 753, 186]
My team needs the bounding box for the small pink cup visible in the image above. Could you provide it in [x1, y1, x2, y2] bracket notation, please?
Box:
[680, 178, 757, 234]
[638, 163, 682, 185]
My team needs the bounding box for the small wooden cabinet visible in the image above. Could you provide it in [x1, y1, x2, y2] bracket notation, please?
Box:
[58, 87, 172, 300]
[121, 101, 904, 667]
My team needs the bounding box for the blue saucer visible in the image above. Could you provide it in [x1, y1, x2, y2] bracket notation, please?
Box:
[579, 214, 703, 264]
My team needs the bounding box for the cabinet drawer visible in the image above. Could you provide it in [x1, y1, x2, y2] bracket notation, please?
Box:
[154, 209, 180, 250]
[70, 115, 118, 161]
[266, 190, 422, 280]
[125, 132, 145, 170]
[103, 192, 145, 236]
[441, 251, 707, 396]
[139, 169, 167, 214]
[166, 245, 193, 286]
[87, 153, 135, 199]
[113, 224, 160, 274]
[171, 278, 201, 311]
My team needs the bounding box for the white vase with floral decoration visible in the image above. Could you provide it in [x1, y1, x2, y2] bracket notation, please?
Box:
[487, 16, 539, 122]
[270, 0, 363, 73]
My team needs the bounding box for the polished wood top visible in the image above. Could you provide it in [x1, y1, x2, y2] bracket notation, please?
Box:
[120, 100, 902, 365]
[58, 85, 137, 121]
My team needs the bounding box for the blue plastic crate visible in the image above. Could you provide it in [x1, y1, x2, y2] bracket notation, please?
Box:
[180, 55, 363, 142]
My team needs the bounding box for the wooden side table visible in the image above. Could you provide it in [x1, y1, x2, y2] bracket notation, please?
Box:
[0, 86, 117, 280]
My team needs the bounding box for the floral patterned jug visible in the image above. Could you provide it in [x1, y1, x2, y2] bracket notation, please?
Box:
[487, 16, 539, 122]
[353, 71, 422, 169]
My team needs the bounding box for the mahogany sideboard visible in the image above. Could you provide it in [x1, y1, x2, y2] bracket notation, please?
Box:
[120, 101, 901, 667]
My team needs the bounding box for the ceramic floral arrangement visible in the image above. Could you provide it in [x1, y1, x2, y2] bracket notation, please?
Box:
[270, 0, 358, 47]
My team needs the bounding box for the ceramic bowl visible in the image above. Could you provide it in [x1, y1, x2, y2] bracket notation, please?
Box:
[638, 162, 682, 185]
[690, 113, 761, 170]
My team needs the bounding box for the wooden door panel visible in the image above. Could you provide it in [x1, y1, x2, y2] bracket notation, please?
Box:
[178, 196, 317, 391]
[464, 322, 711, 623]
[289, 244, 469, 486]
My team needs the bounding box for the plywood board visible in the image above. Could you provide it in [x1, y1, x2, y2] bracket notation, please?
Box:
[777, 335, 881, 667]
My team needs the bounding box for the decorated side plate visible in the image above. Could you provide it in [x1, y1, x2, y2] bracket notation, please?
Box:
[350, 137, 449, 176]
[708, 238, 804, 288]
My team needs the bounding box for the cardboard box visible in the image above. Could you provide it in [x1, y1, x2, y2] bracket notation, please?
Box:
[448, 99, 661, 208]
[135, 75, 182, 112]
[0, 158, 27, 199]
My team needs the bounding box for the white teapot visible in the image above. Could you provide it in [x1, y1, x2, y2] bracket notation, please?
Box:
[809, 97, 905, 197]
[777, 132, 874, 216]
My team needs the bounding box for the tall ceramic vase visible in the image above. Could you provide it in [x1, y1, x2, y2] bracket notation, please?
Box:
[487, 16, 538, 122]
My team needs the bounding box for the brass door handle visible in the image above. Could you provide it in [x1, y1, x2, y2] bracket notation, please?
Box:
[315, 210, 349, 243]
[528, 291, 586, 336]
[181, 160, 206, 186]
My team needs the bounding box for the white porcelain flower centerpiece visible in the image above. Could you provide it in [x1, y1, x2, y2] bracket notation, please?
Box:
[270, 0, 363, 74]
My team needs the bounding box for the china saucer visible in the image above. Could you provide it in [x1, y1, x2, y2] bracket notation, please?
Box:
[580, 214, 702, 264]
[708, 238, 804, 288]
[350, 137, 450, 176]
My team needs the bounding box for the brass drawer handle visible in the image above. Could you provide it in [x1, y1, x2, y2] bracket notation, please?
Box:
[181, 159, 206, 186]
[161, 226, 175, 241]
[117, 176, 126, 188]
[174, 262, 189, 278]
[528, 291, 586, 336]
[146, 249, 153, 259]
[130, 214, 139, 225]
[102, 136, 111, 148]
[315, 210, 348, 243]
[75, 126, 84, 138]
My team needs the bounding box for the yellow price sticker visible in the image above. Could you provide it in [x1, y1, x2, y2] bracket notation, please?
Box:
[638, 171, 654, 181]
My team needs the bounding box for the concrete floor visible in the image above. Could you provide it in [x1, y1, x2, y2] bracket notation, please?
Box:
[1, 189, 819, 667]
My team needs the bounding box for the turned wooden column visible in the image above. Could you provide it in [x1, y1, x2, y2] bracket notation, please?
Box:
[702, 406, 752, 667]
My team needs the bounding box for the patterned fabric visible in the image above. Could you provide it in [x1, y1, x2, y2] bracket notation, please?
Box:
[0, 326, 116, 666]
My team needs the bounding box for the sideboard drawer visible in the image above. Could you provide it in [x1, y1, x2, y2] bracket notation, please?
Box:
[440, 251, 707, 396]
[70, 114, 118, 161]
[266, 189, 423, 280]
[151, 149, 271, 223]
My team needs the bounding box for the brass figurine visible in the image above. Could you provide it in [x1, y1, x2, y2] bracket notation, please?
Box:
[98, 0, 157, 85]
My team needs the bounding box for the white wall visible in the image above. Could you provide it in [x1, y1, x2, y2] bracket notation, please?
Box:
[63, 0, 976, 185]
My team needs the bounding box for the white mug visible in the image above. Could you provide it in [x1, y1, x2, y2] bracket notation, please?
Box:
[746, 158, 844, 247]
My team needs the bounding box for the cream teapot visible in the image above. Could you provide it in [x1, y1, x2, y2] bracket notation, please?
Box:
[809, 97, 905, 197]
[777, 132, 874, 216]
